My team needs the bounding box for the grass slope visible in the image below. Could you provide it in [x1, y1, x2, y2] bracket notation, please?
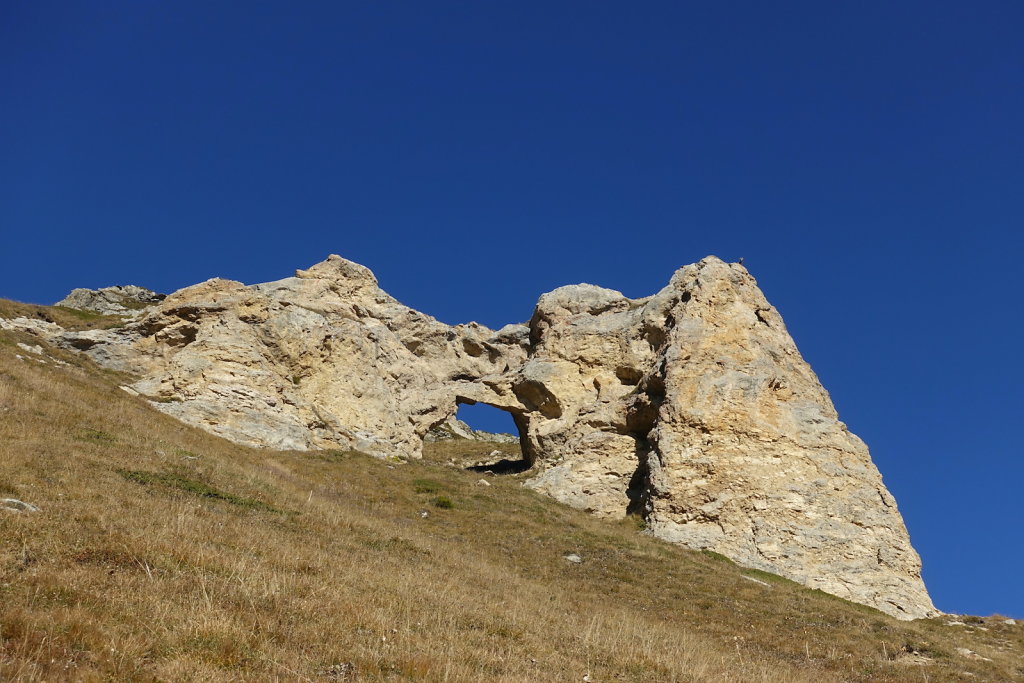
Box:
[0, 299, 128, 331]
[0, 307, 1021, 681]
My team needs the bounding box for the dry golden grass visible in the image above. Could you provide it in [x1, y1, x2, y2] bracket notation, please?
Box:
[0, 299, 128, 331]
[0, 315, 1021, 681]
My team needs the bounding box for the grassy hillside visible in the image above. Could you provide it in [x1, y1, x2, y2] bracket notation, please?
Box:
[0, 307, 1021, 681]
[0, 299, 128, 331]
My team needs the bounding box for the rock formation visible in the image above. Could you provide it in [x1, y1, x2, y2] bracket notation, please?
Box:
[5, 254, 937, 619]
[56, 285, 165, 315]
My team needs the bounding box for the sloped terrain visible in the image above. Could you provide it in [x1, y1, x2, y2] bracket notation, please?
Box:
[3, 255, 937, 619]
[0, 303, 1021, 681]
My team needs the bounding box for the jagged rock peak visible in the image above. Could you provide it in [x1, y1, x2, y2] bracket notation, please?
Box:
[9, 254, 936, 620]
[295, 254, 379, 288]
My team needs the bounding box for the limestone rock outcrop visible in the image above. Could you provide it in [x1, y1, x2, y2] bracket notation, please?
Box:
[51, 256, 529, 455]
[57, 285, 165, 315]
[515, 259, 935, 619]
[4, 254, 936, 619]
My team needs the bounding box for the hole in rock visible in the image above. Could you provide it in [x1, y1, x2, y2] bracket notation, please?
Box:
[443, 401, 531, 475]
[457, 402, 517, 436]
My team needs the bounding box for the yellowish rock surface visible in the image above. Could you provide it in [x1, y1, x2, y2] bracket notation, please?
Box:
[11, 254, 936, 619]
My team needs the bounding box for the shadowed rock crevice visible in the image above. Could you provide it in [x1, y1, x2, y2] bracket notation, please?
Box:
[23, 253, 936, 620]
[624, 438, 654, 518]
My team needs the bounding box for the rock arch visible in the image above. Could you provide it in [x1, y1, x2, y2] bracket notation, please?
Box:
[47, 253, 937, 619]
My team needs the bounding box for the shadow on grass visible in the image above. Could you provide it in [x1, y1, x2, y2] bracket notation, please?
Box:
[116, 468, 283, 514]
[466, 458, 531, 475]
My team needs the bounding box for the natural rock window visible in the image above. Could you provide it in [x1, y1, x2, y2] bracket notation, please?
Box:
[27, 253, 937, 620]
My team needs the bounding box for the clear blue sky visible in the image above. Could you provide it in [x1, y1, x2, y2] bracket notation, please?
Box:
[2, 1, 1021, 618]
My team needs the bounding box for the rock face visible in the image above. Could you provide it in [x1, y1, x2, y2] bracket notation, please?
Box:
[52, 256, 529, 455]
[5, 254, 936, 619]
[56, 285, 165, 315]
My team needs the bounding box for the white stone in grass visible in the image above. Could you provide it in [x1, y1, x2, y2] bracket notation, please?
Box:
[955, 647, 992, 661]
[1, 499, 40, 513]
[0, 317, 63, 335]
[563, 553, 582, 564]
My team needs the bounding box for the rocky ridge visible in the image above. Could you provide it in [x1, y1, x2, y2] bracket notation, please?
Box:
[3, 254, 936, 619]
[56, 285, 165, 315]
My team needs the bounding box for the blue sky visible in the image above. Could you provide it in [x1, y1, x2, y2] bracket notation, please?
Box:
[2, 1, 1021, 618]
